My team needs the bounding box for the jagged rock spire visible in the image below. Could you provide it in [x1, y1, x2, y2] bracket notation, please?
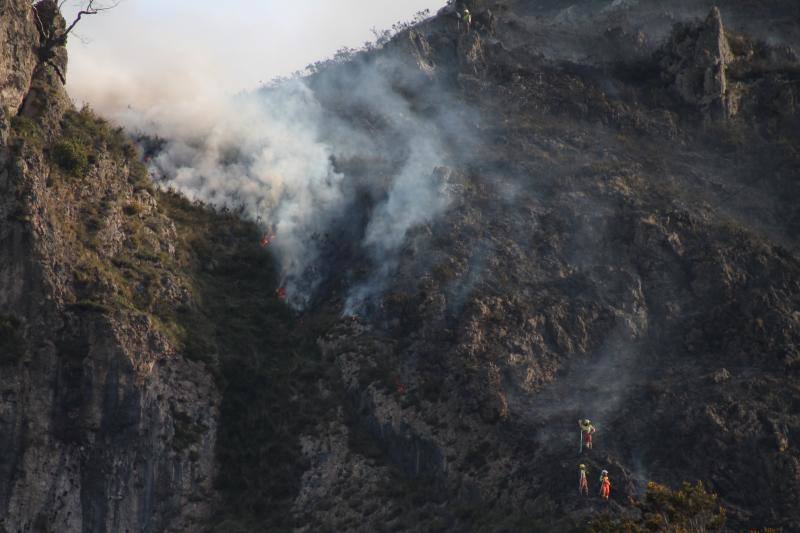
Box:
[660, 6, 736, 120]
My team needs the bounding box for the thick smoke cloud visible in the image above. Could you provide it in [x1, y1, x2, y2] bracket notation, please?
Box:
[85, 40, 466, 312]
[146, 81, 348, 308]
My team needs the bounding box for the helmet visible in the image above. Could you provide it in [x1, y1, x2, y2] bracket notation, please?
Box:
[579, 464, 586, 470]
[464, 8, 470, 13]
[602, 470, 608, 475]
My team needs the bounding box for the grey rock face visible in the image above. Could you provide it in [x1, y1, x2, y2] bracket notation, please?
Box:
[660, 7, 735, 119]
[0, 0, 38, 114]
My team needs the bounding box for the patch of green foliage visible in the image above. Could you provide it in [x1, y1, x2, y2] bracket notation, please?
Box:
[0, 314, 25, 365]
[52, 106, 142, 179]
[129, 159, 152, 193]
[60, 106, 130, 158]
[589, 481, 726, 533]
[52, 139, 88, 177]
[10, 115, 43, 148]
[49, 154, 180, 343]
[122, 201, 145, 217]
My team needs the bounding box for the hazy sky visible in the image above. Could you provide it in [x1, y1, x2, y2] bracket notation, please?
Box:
[62, 0, 445, 106]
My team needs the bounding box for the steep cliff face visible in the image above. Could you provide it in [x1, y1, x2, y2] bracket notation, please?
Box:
[0, 2, 217, 531]
[0, 0, 38, 117]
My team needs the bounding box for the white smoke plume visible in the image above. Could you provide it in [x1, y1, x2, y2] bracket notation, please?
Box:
[72, 37, 468, 311]
[149, 81, 349, 309]
[332, 61, 456, 314]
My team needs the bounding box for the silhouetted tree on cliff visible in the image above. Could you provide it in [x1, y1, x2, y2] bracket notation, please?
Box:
[30, 0, 120, 84]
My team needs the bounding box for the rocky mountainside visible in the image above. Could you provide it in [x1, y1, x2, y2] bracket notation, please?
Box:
[1, 0, 799, 532]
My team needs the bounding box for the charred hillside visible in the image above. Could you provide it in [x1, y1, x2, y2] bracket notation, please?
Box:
[1, 0, 800, 532]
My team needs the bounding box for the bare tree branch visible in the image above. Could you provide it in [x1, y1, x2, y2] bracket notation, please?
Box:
[45, 59, 66, 84]
[70, 29, 92, 45]
[30, 0, 120, 84]
[31, 2, 51, 41]
[62, 0, 122, 39]
[31, 0, 121, 45]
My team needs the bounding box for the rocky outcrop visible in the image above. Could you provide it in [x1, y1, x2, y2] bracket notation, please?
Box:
[458, 32, 487, 77]
[0, 0, 39, 115]
[659, 7, 735, 119]
[658, 6, 800, 123]
[406, 29, 436, 77]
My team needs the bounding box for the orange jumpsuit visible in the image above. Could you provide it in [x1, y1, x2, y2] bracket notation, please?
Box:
[599, 475, 611, 500]
[579, 470, 588, 496]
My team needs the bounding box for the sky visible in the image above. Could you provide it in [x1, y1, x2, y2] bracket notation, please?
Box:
[62, 0, 445, 109]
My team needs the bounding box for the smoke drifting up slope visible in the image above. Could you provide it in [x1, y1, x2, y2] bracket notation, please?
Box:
[87, 38, 469, 311]
[147, 81, 347, 308]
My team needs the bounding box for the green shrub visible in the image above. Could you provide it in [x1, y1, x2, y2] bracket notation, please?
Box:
[61, 106, 143, 164]
[638, 481, 726, 532]
[123, 202, 145, 217]
[10, 115, 42, 146]
[129, 159, 150, 190]
[61, 107, 109, 148]
[53, 139, 89, 177]
[589, 481, 726, 533]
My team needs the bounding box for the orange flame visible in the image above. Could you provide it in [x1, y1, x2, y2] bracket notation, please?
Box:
[260, 233, 275, 248]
